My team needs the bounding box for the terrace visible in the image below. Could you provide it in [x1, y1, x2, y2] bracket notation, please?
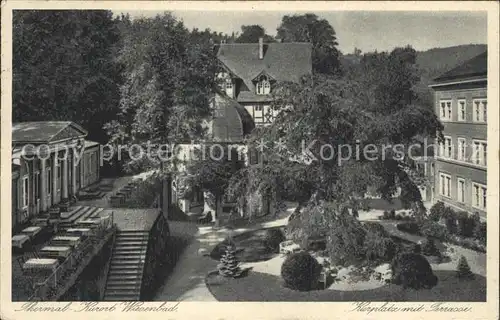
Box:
[12, 212, 116, 301]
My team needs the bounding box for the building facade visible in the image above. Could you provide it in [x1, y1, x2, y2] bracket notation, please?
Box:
[216, 38, 312, 126]
[430, 52, 487, 218]
[167, 92, 256, 221]
[12, 121, 101, 229]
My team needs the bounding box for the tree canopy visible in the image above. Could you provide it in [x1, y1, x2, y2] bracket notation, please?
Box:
[235, 25, 275, 43]
[277, 13, 340, 74]
[13, 10, 122, 143]
[229, 46, 442, 215]
[104, 13, 220, 172]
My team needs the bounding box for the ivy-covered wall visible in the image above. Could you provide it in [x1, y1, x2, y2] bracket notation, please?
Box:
[60, 235, 114, 301]
[140, 214, 170, 300]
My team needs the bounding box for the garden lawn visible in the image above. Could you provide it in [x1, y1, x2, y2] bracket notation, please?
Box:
[206, 270, 486, 302]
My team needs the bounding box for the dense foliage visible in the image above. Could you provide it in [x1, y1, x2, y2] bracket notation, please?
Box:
[391, 253, 438, 289]
[277, 13, 340, 74]
[104, 13, 220, 173]
[13, 10, 122, 143]
[364, 232, 397, 262]
[281, 252, 322, 291]
[264, 228, 286, 253]
[422, 237, 441, 257]
[235, 25, 275, 43]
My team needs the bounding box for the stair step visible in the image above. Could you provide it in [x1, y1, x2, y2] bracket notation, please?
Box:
[111, 260, 145, 265]
[110, 265, 143, 271]
[115, 236, 149, 240]
[106, 279, 142, 285]
[114, 245, 147, 250]
[114, 242, 147, 247]
[103, 296, 139, 301]
[113, 250, 146, 255]
[109, 269, 142, 275]
[106, 286, 141, 291]
[108, 275, 144, 280]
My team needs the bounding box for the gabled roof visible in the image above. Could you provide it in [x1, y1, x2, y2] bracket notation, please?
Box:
[12, 121, 87, 144]
[433, 51, 487, 83]
[217, 42, 312, 102]
[211, 93, 255, 143]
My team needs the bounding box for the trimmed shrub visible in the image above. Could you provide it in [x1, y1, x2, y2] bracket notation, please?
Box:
[442, 207, 458, 234]
[326, 214, 367, 266]
[456, 211, 479, 238]
[419, 220, 449, 241]
[364, 232, 397, 262]
[422, 237, 441, 257]
[429, 201, 445, 222]
[391, 253, 438, 289]
[456, 255, 474, 279]
[383, 210, 390, 220]
[361, 201, 370, 211]
[389, 209, 396, 219]
[474, 220, 487, 244]
[281, 252, 322, 291]
[264, 228, 286, 253]
[364, 222, 388, 237]
[411, 243, 422, 254]
[396, 222, 421, 235]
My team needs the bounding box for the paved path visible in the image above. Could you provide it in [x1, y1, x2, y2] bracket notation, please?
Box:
[153, 217, 289, 301]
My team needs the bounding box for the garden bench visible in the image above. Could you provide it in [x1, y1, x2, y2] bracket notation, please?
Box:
[21, 226, 42, 239]
[12, 234, 30, 249]
[39, 246, 72, 259]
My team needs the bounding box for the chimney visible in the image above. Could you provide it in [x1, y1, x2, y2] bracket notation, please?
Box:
[258, 37, 264, 59]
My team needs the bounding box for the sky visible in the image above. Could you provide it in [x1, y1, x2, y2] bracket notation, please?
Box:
[117, 10, 487, 53]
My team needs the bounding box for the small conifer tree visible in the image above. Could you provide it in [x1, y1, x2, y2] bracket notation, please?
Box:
[456, 255, 474, 279]
[218, 245, 242, 278]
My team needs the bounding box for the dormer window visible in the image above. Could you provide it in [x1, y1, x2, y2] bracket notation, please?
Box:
[256, 79, 271, 95]
[224, 78, 233, 98]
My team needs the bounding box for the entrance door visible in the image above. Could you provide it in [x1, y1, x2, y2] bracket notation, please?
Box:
[34, 171, 40, 214]
[46, 167, 52, 208]
[76, 162, 81, 190]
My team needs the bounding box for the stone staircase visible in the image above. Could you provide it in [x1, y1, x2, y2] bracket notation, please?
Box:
[59, 206, 104, 231]
[103, 230, 149, 301]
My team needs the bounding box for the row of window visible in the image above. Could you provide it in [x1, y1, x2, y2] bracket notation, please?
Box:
[439, 173, 487, 210]
[439, 137, 487, 166]
[439, 98, 487, 123]
[223, 79, 272, 96]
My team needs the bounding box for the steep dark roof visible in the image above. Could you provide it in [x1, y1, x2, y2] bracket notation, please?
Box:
[12, 121, 87, 144]
[217, 42, 312, 102]
[211, 93, 255, 142]
[433, 51, 487, 83]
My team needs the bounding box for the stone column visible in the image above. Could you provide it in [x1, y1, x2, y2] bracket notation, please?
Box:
[40, 159, 47, 211]
[72, 149, 77, 196]
[52, 153, 58, 204]
[62, 156, 69, 200]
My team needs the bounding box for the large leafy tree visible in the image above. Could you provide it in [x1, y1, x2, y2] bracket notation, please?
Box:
[230, 46, 442, 236]
[104, 13, 219, 172]
[185, 146, 244, 225]
[235, 25, 275, 43]
[13, 10, 122, 143]
[277, 13, 340, 75]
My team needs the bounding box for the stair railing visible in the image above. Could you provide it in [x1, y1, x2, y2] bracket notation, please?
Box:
[101, 221, 117, 300]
